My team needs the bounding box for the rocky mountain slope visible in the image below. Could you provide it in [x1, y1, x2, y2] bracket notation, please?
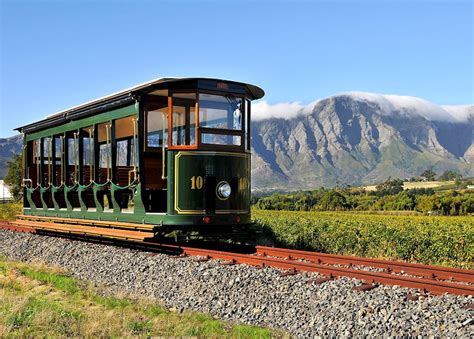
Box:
[0, 135, 22, 178]
[251, 93, 473, 190]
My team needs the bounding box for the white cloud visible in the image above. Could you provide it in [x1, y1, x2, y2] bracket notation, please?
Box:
[252, 100, 320, 121]
[252, 91, 473, 123]
[342, 91, 461, 122]
[441, 105, 474, 122]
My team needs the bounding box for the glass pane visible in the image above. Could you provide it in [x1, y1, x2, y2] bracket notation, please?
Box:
[54, 137, 61, 164]
[68, 138, 75, 166]
[147, 108, 168, 147]
[201, 133, 241, 146]
[172, 93, 196, 146]
[116, 140, 128, 166]
[199, 94, 242, 130]
[43, 137, 51, 165]
[81, 128, 94, 166]
[100, 143, 111, 168]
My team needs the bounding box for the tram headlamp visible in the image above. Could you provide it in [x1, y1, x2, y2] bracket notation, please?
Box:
[216, 181, 231, 200]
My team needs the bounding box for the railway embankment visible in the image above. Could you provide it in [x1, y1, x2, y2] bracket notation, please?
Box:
[0, 230, 472, 337]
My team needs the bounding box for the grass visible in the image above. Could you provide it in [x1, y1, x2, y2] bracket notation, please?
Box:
[0, 202, 21, 221]
[0, 258, 277, 337]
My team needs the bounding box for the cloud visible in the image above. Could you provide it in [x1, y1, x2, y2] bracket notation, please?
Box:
[252, 91, 473, 123]
[441, 105, 474, 123]
[252, 100, 319, 121]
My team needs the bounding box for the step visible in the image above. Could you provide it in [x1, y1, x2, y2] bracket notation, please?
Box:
[17, 214, 155, 231]
[13, 220, 155, 241]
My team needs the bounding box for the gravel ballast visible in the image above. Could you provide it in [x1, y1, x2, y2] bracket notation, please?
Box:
[0, 230, 472, 337]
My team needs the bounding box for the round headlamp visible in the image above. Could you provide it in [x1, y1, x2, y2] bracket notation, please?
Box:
[216, 181, 231, 200]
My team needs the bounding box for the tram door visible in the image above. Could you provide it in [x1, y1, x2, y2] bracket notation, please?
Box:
[143, 94, 168, 212]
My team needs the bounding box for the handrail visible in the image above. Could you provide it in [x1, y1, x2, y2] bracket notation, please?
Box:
[161, 112, 167, 179]
[60, 135, 64, 185]
[130, 117, 139, 184]
[36, 140, 40, 186]
[88, 128, 93, 183]
[73, 132, 78, 184]
[21, 143, 28, 188]
[106, 123, 111, 181]
[48, 137, 52, 186]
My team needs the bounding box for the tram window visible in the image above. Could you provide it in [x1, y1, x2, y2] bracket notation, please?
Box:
[199, 94, 242, 130]
[172, 92, 196, 146]
[81, 127, 94, 183]
[33, 139, 41, 185]
[146, 107, 168, 148]
[67, 138, 75, 165]
[97, 122, 111, 183]
[114, 115, 138, 185]
[43, 137, 52, 185]
[53, 136, 62, 186]
[201, 133, 242, 146]
[65, 133, 78, 186]
[43, 137, 51, 162]
[245, 99, 250, 150]
[81, 128, 94, 166]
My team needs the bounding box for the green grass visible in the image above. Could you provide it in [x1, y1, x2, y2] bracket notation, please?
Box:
[253, 209, 473, 268]
[0, 202, 21, 221]
[0, 258, 278, 337]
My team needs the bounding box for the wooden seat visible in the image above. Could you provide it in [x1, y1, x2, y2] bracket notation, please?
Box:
[17, 214, 156, 231]
[13, 220, 154, 241]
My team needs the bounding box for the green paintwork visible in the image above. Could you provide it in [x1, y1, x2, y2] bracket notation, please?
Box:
[25, 104, 138, 142]
[22, 102, 252, 230]
[170, 151, 250, 215]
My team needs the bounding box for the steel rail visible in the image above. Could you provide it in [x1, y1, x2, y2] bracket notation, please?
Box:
[255, 246, 474, 284]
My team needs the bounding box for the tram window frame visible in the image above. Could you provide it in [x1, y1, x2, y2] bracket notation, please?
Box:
[144, 96, 169, 152]
[167, 90, 248, 151]
[196, 91, 246, 151]
[169, 91, 198, 150]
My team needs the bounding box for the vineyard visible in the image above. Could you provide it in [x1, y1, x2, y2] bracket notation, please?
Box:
[253, 210, 473, 268]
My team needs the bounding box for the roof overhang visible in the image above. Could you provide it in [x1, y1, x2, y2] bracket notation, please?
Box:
[15, 77, 264, 134]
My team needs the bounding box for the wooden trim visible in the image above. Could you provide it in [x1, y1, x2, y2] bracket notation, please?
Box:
[168, 145, 199, 150]
[195, 92, 199, 145]
[247, 99, 251, 151]
[168, 96, 172, 147]
[39, 138, 45, 186]
[51, 135, 57, 186]
[93, 125, 100, 182]
[111, 120, 117, 182]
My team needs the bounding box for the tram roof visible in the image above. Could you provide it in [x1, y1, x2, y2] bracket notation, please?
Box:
[15, 77, 265, 134]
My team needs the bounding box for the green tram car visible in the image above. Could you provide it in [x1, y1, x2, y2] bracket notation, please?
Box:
[16, 77, 264, 240]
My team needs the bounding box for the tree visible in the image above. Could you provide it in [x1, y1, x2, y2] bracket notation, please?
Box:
[375, 177, 404, 196]
[316, 191, 349, 211]
[4, 154, 23, 201]
[421, 169, 436, 181]
[438, 170, 462, 181]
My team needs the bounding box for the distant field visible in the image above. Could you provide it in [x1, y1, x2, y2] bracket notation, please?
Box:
[253, 210, 473, 268]
[0, 257, 273, 337]
[364, 181, 455, 191]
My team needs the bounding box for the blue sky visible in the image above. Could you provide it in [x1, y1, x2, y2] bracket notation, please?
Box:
[0, 0, 472, 137]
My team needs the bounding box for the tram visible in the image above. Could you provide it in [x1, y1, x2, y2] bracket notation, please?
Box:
[15, 78, 264, 240]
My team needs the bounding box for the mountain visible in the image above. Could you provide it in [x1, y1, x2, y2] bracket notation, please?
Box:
[0, 135, 22, 178]
[251, 93, 473, 190]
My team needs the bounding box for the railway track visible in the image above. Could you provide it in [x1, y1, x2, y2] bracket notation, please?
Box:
[1, 221, 473, 297]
